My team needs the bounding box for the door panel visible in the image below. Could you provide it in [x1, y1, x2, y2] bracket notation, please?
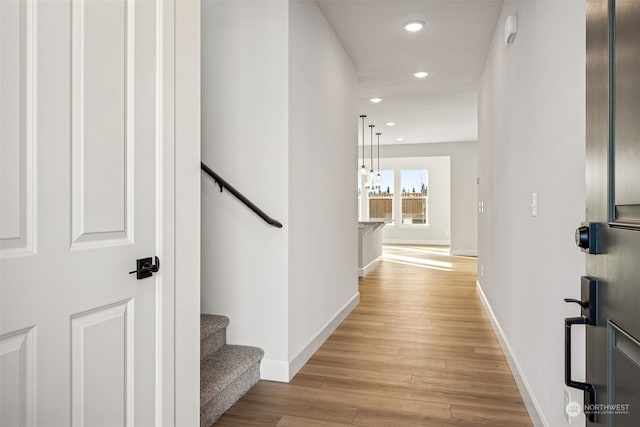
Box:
[613, 0, 640, 217]
[0, 0, 36, 256]
[71, 300, 133, 426]
[0, 327, 36, 427]
[585, 0, 640, 425]
[71, 0, 132, 245]
[608, 321, 640, 426]
[0, 1, 170, 425]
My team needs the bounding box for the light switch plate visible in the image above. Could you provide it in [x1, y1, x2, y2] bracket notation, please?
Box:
[531, 192, 538, 217]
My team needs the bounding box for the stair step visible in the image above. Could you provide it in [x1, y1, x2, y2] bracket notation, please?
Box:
[200, 345, 263, 426]
[201, 314, 230, 359]
[201, 314, 230, 340]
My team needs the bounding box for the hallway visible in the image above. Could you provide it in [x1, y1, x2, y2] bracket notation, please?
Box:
[214, 246, 532, 426]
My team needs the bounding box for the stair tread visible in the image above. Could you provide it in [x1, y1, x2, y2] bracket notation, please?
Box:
[200, 344, 264, 406]
[200, 314, 230, 341]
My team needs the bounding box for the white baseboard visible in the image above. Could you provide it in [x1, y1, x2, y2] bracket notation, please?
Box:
[260, 292, 360, 383]
[358, 258, 380, 277]
[383, 239, 451, 245]
[476, 281, 547, 427]
[260, 358, 289, 382]
[449, 249, 477, 256]
[288, 292, 360, 381]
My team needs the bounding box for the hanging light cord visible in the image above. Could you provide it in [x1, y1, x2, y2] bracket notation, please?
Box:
[376, 132, 381, 173]
[369, 125, 375, 172]
[360, 115, 366, 169]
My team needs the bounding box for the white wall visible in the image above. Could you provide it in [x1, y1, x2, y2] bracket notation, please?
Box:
[201, 0, 290, 375]
[202, 0, 358, 381]
[478, 1, 586, 426]
[288, 0, 359, 372]
[375, 142, 478, 255]
[370, 156, 451, 246]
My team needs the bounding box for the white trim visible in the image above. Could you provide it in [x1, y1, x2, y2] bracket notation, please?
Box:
[260, 292, 361, 383]
[125, 0, 135, 247]
[288, 292, 360, 380]
[476, 281, 547, 427]
[260, 359, 290, 382]
[153, 0, 173, 424]
[449, 249, 477, 256]
[358, 258, 380, 277]
[174, 0, 200, 424]
[158, 3, 177, 425]
[383, 238, 450, 246]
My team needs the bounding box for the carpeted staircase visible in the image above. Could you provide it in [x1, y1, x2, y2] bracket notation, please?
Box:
[200, 314, 264, 426]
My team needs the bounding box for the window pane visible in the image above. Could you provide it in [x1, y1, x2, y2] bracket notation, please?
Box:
[369, 170, 393, 220]
[401, 169, 428, 225]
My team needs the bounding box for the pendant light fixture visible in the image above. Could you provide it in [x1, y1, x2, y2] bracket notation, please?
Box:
[365, 124, 375, 190]
[369, 124, 375, 191]
[375, 132, 382, 189]
[369, 124, 375, 178]
[360, 115, 367, 176]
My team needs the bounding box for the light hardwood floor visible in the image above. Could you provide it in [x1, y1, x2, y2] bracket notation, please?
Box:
[214, 245, 532, 426]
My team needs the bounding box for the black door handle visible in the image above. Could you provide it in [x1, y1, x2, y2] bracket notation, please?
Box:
[564, 298, 589, 308]
[562, 278, 599, 421]
[565, 316, 590, 389]
[129, 256, 160, 280]
[564, 315, 596, 422]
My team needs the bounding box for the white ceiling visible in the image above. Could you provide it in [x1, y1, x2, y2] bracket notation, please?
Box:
[316, 0, 503, 145]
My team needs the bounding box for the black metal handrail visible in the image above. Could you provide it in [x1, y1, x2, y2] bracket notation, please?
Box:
[201, 162, 283, 228]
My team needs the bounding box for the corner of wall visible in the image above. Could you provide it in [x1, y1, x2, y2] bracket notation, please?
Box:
[287, 292, 359, 381]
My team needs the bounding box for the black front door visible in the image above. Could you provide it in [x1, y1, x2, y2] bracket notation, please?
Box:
[581, 0, 640, 425]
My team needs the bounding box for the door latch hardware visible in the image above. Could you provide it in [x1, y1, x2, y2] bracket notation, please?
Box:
[563, 277, 599, 326]
[564, 316, 596, 422]
[129, 256, 160, 280]
[563, 276, 599, 422]
[575, 222, 602, 254]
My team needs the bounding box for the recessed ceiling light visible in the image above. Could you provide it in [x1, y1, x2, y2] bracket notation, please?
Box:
[386, 122, 395, 127]
[403, 20, 425, 32]
[413, 71, 429, 78]
[370, 97, 382, 103]
[397, 137, 404, 141]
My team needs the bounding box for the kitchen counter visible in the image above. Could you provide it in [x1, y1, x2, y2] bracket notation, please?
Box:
[358, 218, 392, 277]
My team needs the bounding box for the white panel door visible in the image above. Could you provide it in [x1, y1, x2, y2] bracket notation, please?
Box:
[0, 0, 174, 425]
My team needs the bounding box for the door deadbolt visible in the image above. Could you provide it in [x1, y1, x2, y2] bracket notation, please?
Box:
[575, 222, 602, 254]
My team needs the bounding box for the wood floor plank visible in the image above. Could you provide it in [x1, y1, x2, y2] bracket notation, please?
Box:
[299, 366, 413, 387]
[451, 404, 533, 426]
[212, 245, 532, 426]
[212, 412, 281, 426]
[351, 410, 457, 427]
[276, 415, 352, 427]
[225, 395, 358, 424]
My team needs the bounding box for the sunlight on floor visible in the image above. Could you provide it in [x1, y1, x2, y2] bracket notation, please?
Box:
[384, 245, 452, 256]
[382, 258, 454, 272]
[382, 252, 453, 270]
[381, 245, 455, 272]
